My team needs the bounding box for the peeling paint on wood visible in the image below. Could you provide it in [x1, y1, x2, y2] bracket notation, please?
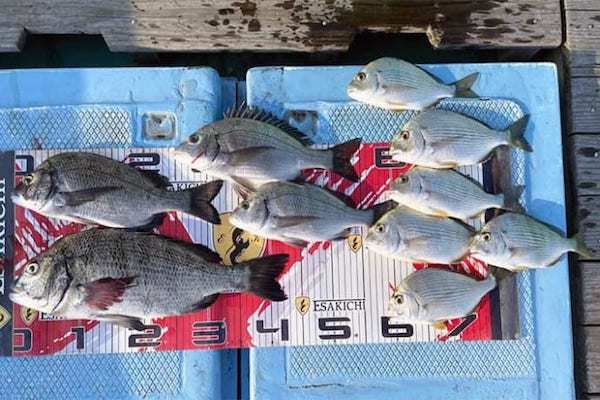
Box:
[0, 0, 561, 52]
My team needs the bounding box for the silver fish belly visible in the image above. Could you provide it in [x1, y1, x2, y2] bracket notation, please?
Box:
[230, 181, 392, 247]
[11, 152, 222, 227]
[366, 206, 474, 264]
[9, 229, 288, 330]
[388, 268, 496, 323]
[174, 106, 361, 190]
[347, 57, 478, 110]
[389, 167, 504, 220]
[389, 110, 531, 168]
[470, 212, 591, 270]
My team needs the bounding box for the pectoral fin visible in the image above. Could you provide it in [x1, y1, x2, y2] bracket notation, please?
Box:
[97, 314, 146, 331]
[56, 186, 121, 207]
[81, 276, 138, 311]
[280, 236, 310, 248]
[405, 236, 432, 249]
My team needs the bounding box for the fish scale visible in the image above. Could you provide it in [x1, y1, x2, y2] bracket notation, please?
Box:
[9, 229, 288, 327]
[390, 268, 496, 323]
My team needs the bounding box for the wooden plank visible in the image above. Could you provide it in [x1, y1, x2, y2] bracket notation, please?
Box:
[569, 136, 600, 195]
[0, 0, 562, 52]
[565, 0, 600, 10]
[573, 262, 600, 324]
[576, 326, 600, 393]
[565, 10, 600, 66]
[574, 195, 600, 258]
[569, 79, 600, 133]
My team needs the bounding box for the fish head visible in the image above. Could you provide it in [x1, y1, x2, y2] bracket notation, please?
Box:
[230, 196, 269, 233]
[365, 219, 403, 255]
[387, 285, 419, 319]
[10, 253, 71, 314]
[470, 227, 509, 264]
[174, 126, 220, 171]
[389, 169, 425, 203]
[12, 166, 54, 212]
[347, 64, 381, 103]
[389, 122, 425, 162]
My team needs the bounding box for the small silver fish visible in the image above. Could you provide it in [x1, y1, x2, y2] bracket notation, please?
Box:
[387, 268, 496, 323]
[174, 105, 361, 191]
[365, 206, 474, 264]
[389, 167, 512, 220]
[12, 152, 223, 228]
[229, 181, 394, 247]
[470, 212, 591, 271]
[389, 110, 532, 168]
[9, 229, 288, 330]
[347, 57, 479, 110]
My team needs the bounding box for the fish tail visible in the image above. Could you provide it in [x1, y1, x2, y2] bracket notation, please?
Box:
[501, 185, 525, 212]
[369, 200, 397, 225]
[244, 254, 289, 302]
[184, 180, 223, 224]
[487, 265, 514, 284]
[507, 115, 532, 152]
[330, 138, 361, 182]
[453, 72, 479, 98]
[570, 232, 593, 258]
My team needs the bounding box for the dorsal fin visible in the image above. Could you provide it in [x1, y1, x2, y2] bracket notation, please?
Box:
[138, 169, 172, 189]
[224, 102, 313, 145]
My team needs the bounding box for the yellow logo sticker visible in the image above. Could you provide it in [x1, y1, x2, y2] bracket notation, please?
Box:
[347, 234, 363, 253]
[0, 305, 11, 330]
[213, 212, 266, 266]
[20, 306, 37, 326]
[295, 296, 310, 316]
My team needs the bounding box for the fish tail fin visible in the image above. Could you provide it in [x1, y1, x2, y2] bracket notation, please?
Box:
[185, 180, 223, 224]
[453, 72, 479, 98]
[500, 185, 525, 212]
[487, 265, 513, 284]
[370, 200, 397, 225]
[570, 232, 592, 258]
[330, 138, 361, 182]
[507, 115, 532, 152]
[245, 254, 289, 302]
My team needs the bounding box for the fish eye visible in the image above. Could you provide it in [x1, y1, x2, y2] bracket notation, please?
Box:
[481, 232, 492, 242]
[356, 72, 367, 81]
[240, 201, 250, 210]
[395, 294, 404, 304]
[188, 134, 200, 144]
[25, 262, 40, 275]
[399, 176, 409, 184]
[376, 224, 385, 233]
[400, 130, 410, 140]
[23, 174, 34, 185]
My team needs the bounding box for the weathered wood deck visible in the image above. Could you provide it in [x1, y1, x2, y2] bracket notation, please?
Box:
[2, 0, 600, 397]
[566, 0, 600, 397]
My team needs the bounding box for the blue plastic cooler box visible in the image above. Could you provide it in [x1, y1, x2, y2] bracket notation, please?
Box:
[0, 63, 573, 399]
[246, 63, 573, 400]
[0, 67, 238, 400]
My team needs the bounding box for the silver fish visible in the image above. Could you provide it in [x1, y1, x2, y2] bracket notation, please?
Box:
[229, 181, 394, 247]
[388, 268, 496, 323]
[9, 229, 288, 330]
[12, 152, 223, 228]
[347, 57, 479, 110]
[365, 206, 474, 264]
[389, 167, 511, 220]
[389, 110, 532, 168]
[174, 105, 361, 191]
[470, 212, 591, 271]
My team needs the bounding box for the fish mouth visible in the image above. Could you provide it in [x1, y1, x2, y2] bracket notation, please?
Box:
[191, 150, 205, 165]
